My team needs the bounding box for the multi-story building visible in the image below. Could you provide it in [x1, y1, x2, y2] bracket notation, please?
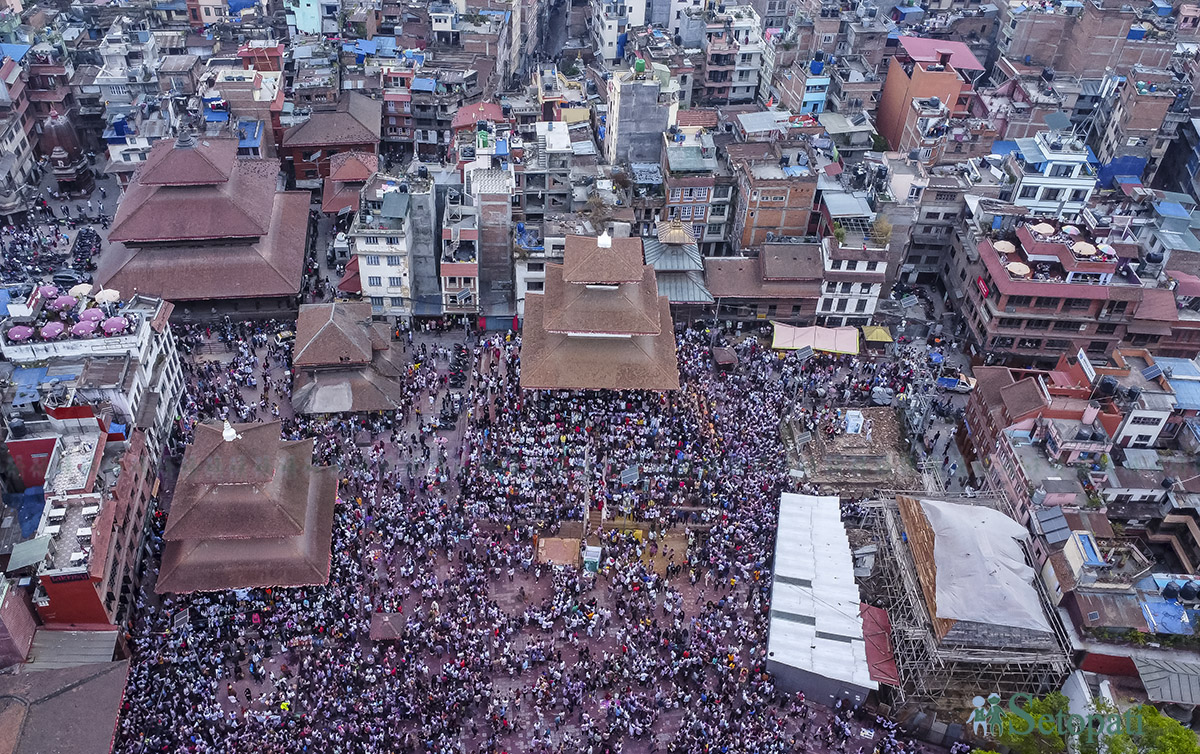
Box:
[439, 185, 481, 317]
[103, 109, 174, 187]
[350, 172, 416, 320]
[0, 53, 35, 223]
[281, 92, 381, 184]
[692, 5, 765, 105]
[624, 27, 702, 110]
[287, 0, 340, 35]
[727, 143, 822, 253]
[826, 54, 883, 117]
[517, 121, 573, 223]
[93, 19, 162, 112]
[876, 37, 984, 153]
[1090, 66, 1190, 185]
[26, 43, 75, 128]
[591, 0, 647, 63]
[0, 294, 181, 630]
[948, 207, 1180, 366]
[604, 60, 679, 166]
[661, 126, 718, 249]
[774, 57, 831, 115]
[1002, 128, 1097, 218]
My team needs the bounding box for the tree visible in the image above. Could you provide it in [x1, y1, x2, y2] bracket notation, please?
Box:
[870, 215, 893, 247]
[993, 692, 1070, 754]
[1105, 705, 1200, 754]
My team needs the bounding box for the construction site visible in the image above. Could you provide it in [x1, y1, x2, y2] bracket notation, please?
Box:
[854, 491, 1074, 718]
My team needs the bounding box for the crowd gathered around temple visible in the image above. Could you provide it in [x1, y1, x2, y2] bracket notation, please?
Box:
[114, 318, 935, 754]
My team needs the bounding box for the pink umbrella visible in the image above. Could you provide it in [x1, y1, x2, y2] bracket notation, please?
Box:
[80, 308, 105, 322]
[102, 316, 127, 334]
[38, 285, 58, 299]
[52, 295, 78, 311]
[40, 321, 64, 339]
[7, 325, 32, 342]
[71, 320, 97, 336]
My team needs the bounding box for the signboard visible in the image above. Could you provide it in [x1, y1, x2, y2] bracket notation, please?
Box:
[1076, 348, 1097, 384]
[795, 431, 813, 446]
[619, 465, 639, 484]
[173, 609, 189, 632]
[795, 345, 814, 362]
[845, 409, 865, 434]
[901, 295, 920, 309]
[976, 276, 991, 299]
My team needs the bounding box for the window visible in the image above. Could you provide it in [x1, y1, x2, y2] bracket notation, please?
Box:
[1017, 338, 1042, 349]
[1066, 298, 1089, 310]
[830, 260, 842, 270]
[1130, 415, 1161, 426]
[1053, 320, 1078, 331]
[840, 282, 853, 294]
[680, 206, 693, 219]
[859, 283, 871, 294]
[1096, 323, 1117, 334]
[855, 299, 868, 312]
[935, 191, 956, 201]
[845, 260, 857, 271]
[386, 255, 403, 266]
[367, 276, 382, 287]
[835, 298, 848, 312]
[1087, 340, 1108, 354]
[1049, 164, 1075, 178]
[390, 297, 404, 307]
[866, 261, 878, 272]
[1071, 189, 1088, 201]
[791, 305, 803, 317]
[1041, 187, 1063, 202]
[1045, 339, 1071, 349]
[527, 281, 544, 292]
[707, 224, 721, 235]
[693, 224, 705, 240]
[825, 281, 837, 293]
[1006, 295, 1031, 308]
[821, 298, 833, 311]
[365, 255, 381, 265]
[683, 188, 694, 200]
[669, 189, 682, 201]
[695, 188, 709, 201]
[388, 276, 404, 287]
[386, 237, 401, 245]
[1018, 185, 1038, 199]
[1034, 297, 1057, 309]
[370, 296, 384, 307]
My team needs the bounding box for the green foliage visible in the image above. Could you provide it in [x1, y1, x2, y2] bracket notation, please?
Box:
[871, 133, 890, 152]
[993, 692, 1070, 754]
[1105, 705, 1200, 754]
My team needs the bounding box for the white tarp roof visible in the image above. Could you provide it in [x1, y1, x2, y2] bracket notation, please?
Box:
[919, 499, 1053, 634]
[768, 494, 877, 691]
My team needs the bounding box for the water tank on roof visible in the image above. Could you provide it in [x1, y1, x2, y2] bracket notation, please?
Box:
[1164, 581, 1182, 599]
[417, 165, 429, 179]
[1041, 67, 1055, 82]
[930, 96, 941, 108]
[1146, 251, 1165, 264]
[1181, 581, 1200, 601]
[8, 417, 25, 439]
[399, 183, 409, 193]
[634, 58, 646, 74]
[1075, 427, 1093, 441]
[1097, 375, 1119, 396]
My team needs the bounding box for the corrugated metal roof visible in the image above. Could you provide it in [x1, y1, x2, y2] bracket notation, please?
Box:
[656, 271, 713, 304]
[767, 494, 877, 693]
[1135, 658, 1200, 705]
[1034, 507, 1071, 546]
[25, 629, 118, 671]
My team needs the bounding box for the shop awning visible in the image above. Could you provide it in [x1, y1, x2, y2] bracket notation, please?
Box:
[771, 322, 860, 354]
[862, 325, 892, 343]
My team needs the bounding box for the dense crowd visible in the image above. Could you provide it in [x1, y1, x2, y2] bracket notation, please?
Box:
[113, 319, 938, 754]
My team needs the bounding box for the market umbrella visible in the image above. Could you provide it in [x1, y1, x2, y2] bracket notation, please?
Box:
[69, 283, 93, 298]
[1062, 225, 1081, 236]
[93, 289, 120, 304]
[80, 308, 105, 321]
[7, 325, 32, 342]
[51, 295, 77, 311]
[1006, 262, 1032, 277]
[994, 240, 1016, 254]
[1098, 244, 1116, 256]
[1072, 241, 1097, 256]
[1030, 222, 1055, 235]
[102, 316, 127, 334]
[71, 320, 97, 336]
[38, 285, 58, 299]
[40, 322, 64, 339]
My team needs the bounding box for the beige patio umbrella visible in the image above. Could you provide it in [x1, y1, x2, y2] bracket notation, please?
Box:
[1006, 262, 1032, 277]
[994, 240, 1017, 254]
[93, 289, 121, 304]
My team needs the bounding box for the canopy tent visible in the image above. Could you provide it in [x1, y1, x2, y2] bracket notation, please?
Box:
[771, 323, 859, 354]
[861, 325, 892, 343]
[6, 534, 52, 572]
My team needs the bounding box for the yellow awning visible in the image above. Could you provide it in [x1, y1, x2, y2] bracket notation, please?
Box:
[861, 325, 893, 343]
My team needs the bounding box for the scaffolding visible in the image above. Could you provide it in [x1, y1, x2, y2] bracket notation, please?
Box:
[860, 491, 1073, 712]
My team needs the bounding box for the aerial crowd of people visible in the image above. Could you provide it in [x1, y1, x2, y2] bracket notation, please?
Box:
[113, 318, 934, 754]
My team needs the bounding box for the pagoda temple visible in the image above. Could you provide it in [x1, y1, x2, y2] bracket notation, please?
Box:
[519, 231, 680, 391]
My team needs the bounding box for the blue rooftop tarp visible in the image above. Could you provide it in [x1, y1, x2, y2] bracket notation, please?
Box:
[495, 138, 509, 158]
[227, 0, 256, 13]
[1160, 357, 1200, 410]
[411, 77, 437, 92]
[12, 367, 47, 406]
[3, 486, 45, 538]
[1142, 600, 1194, 635]
[1157, 200, 1191, 219]
[237, 120, 263, 149]
[990, 140, 1019, 157]
[0, 289, 12, 317]
[0, 44, 31, 62]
